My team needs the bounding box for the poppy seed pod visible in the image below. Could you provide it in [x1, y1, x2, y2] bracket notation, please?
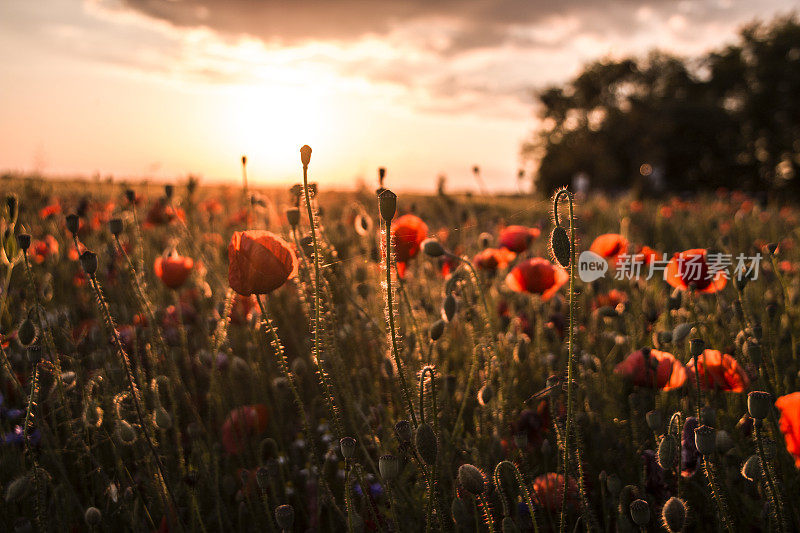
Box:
[657, 435, 678, 470]
[550, 226, 571, 267]
[275, 504, 295, 531]
[80, 250, 98, 276]
[429, 319, 445, 341]
[16, 233, 31, 252]
[694, 425, 716, 456]
[164, 184, 174, 199]
[124, 189, 136, 204]
[378, 166, 386, 182]
[741, 455, 762, 481]
[5, 194, 18, 223]
[479, 232, 493, 248]
[457, 464, 486, 495]
[66, 213, 81, 236]
[379, 454, 399, 480]
[84, 507, 102, 527]
[109, 218, 123, 236]
[300, 145, 312, 167]
[394, 420, 412, 443]
[340, 437, 357, 459]
[747, 391, 772, 420]
[415, 422, 437, 465]
[646, 410, 662, 432]
[421, 238, 446, 258]
[378, 189, 397, 222]
[689, 338, 705, 357]
[286, 207, 300, 228]
[442, 293, 457, 322]
[661, 497, 687, 533]
[630, 499, 650, 526]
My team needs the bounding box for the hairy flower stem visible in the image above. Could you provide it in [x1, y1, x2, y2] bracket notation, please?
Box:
[553, 189, 576, 533]
[494, 461, 540, 533]
[754, 420, 786, 532]
[702, 456, 734, 532]
[419, 366, 440, 532]
[382, 217, 417, 427]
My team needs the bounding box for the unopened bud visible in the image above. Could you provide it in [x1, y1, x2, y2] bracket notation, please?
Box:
[421, 238, 446, 258]
[339, 437, 357, 459]
[747, 391, 772, 420]
[80, 250, 98, 275]
[457, 463, 486, 495]
[109, 218, 123, 236]
[16, 233, 31, 252]
[379, 454, 399, 480]
[286, 208, 300, 228]
[630, 499, 650, 526]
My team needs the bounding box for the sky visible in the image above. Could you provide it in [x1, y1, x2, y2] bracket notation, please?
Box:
[0, 0, 796, 192]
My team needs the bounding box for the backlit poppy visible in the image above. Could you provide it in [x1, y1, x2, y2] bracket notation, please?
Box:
[614, 348, 687, 391]
[665, 248, 727, 293]
[775, 392, 800, 468]
[686, 349, 749, 392]
[28, 235, 59, 264]
[634, 246, 658, 265]
[154, 252, 194, 290]
[499, 225, 540, 253]
[474, 248, 516, 272]
[391, 214, 428, 278]
[228, 230, 297, 296]
[589, 233, 628, 264]
[221, 404, 269, 455]
[532, 473, 578, 512]
[505, 258, 568, 301]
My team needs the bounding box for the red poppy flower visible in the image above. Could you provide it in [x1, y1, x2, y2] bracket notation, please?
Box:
[221, 404, 269, 455]
[775, 392, 800, 468]
[499, 225, 540, 253]
[391, 214, 428, 277]
[439, 254, 459, 278]
[614, 348, 687, 391]
[39, 202, 61, 220]
[28, 235, 59, 264]
[505, 258, 568, 301]
[592, 289, 628, 310]
[532, 473, 578, 512]
[145, 200, 184, 227]
[634, 246, 658, 265]
[474, 248, 516, 272]
[686, 349, 749, 392]
[665, 248, 727, 293]
[154, 252, 194, 289]
[228, 230, 297, 296]
[589, 233, 628, 264]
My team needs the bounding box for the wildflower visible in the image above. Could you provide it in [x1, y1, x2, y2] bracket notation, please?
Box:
[665, 248, 727, 293]
[505, 258, 568, 300]
[228, 230, 297, 296]
[474, 248, 516, 273]
[391, 214, 428, 278]
[532, 473, 578, 512]
[775, 391, 800, 468]
[686, 349, 749, 392]
[614, 348, 687, 391]
[457, 464, 486, 495]
[154, 251, 194, 289]
[221, 404, 269, 455]
[28, 235, 59, 264]
[589, 233, 628, 264]
[499, 225, 540, 253]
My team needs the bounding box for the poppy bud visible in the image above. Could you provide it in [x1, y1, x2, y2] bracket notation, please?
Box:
[457, 464, 486, 495]
[241, 155, 247, 166]
[421, 238, 445, 258]
[275, 504, 295, 531]
[502, 516, 519, 533]
[744, 339, 761, 366]
[415, 422, 437, 465]
[741, 455, 762, 481]
[765, 243, 778, 255]
[689, 338, 705, 357]
[478, 384, 493, 405]
[109, 218, 123, 236]
[661, 497, 687, 533]
[394, 420, 412, 443]
[125, 189, 136, 204]
[672, 323, 692, 344]
[115, 419, 137, 445]
[5, 194, 18, 223]
[18, 317, 37, 347]
[300, 145, 312, 167]
[645, 410, 662, 432]
[694, 425, 716, 456]
[80, 250, 98, 276]
[630, 499, 650, 526]
[84, 507, 102, 527]
[429, 319, 445, 341]
[378, 166, 386, 184]
[550, 226, 571, 267]
[442, 293, 457, 322]
[339, 437, 357, 459]
[378, 189, 397, 222]
[16, 233, 31, 252]
[747, 391, 772, 420]
[154, 407, 172, 430]
[379, 454, 399, 480]
[164, 184, 174, 199]
[66, 213, 81, 236]
[657, 435, 678, 469]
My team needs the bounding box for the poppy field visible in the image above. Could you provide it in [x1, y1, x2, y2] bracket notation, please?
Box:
[1, 149, 800, 533]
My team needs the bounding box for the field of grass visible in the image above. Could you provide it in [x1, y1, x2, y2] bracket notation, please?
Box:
[1, 156, 799, 532]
